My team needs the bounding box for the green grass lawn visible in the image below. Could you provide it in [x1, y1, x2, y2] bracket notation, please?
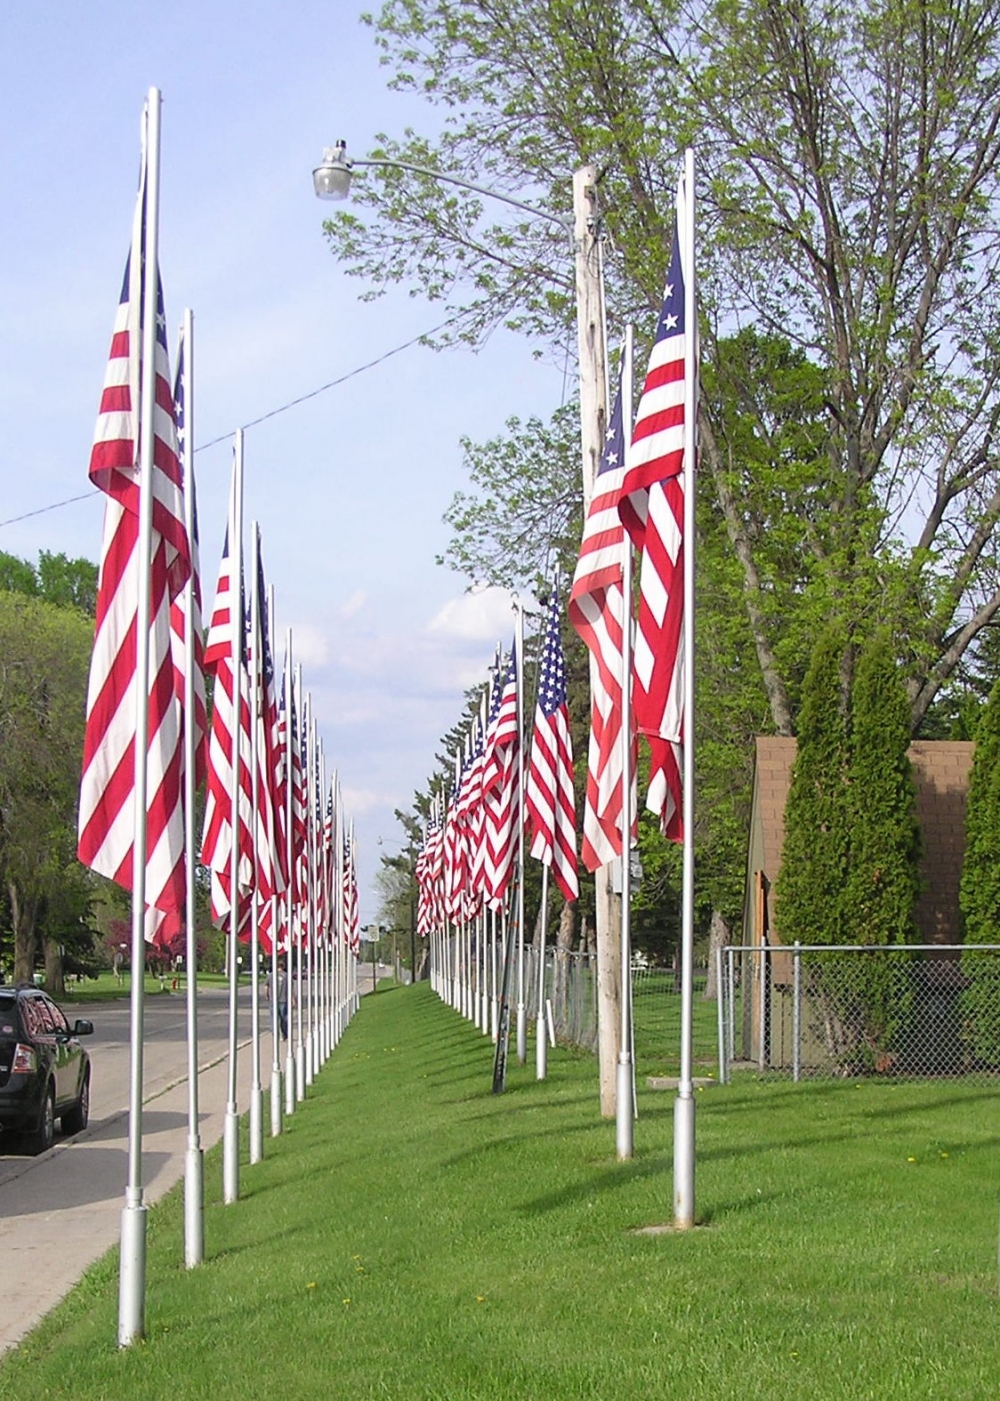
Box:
[57, 971, 231, 1004]
[2, 982, 999, 1400]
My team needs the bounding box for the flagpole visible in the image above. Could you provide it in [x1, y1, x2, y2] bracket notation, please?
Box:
[248, 525, 264, 1164]
[515, 600, 527, 1064]
[284, 634, 296, 1116]
[674, 147, 698, 1229]
[180, 306, 204, 1267]
[617, 326, 636, 1162]
[294, 664, 306, 1101]
[535, 862, 549, 1080]
[223, 431, 245, 1206]
[304, 697, 315, 1087]
[268, 585, 282, 1137]
[118, 86, 159, 1348]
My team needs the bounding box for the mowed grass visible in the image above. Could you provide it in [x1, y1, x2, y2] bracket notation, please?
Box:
[3, 983, 1000, 1400]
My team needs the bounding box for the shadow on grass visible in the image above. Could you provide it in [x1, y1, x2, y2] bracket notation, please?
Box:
[517, 1153, 666, 1216]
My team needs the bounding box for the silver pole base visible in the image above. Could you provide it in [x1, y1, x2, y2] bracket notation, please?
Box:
[270, 1068, 283, 1136]
[184, 1147, 204, 1269]
[118, 1200, 148, 1347]
[295, 1046, 305, 1101]
[223, 1107, 240, 1204]
[616, 1055, 634, 1160]
[673, 1092, 696, 1228]
[305, 1037, 314, 1086]
[516, 1002, 527, 1064]
[249, 1086, 264, 1164]
[285, 1051, 296, 1114]
[536, 1019, 548, 1081]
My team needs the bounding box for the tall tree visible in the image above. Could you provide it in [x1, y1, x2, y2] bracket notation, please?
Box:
[0, 592, 94, 982]
[845, 633, 921, 946]
[959, 675, 1000, 1064]
[326, 0, 1000, 736]
[774, 628, 850, 949]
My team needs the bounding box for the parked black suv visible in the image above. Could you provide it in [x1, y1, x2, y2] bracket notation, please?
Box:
[0, 986, 94, 1154]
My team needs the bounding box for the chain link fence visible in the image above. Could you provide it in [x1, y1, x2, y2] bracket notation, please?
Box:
[718, 943, 1000, 1082]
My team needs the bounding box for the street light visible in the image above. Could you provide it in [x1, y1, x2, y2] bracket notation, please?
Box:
[313, 142, 575, 247]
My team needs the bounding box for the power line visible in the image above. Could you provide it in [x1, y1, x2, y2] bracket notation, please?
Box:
[0, 313, 462, 531]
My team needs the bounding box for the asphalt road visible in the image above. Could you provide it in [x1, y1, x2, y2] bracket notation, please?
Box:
[0, 984, 293, 1356]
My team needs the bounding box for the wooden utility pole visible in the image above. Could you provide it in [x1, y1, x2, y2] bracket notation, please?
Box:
[572, 165, 620, 1119]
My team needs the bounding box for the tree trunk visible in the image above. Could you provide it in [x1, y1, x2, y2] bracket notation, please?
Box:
[703, 909, 730, 1001]
[43, 935, 65, 997]
[10, 882, 38, 986]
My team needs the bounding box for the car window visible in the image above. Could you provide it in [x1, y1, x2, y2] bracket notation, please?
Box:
[42, 998, 69, 1034]
[0, 994, 17, 1039]
[19, 997, 48, 1039]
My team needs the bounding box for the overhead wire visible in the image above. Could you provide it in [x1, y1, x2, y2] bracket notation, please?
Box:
[0, 312, 463, 531]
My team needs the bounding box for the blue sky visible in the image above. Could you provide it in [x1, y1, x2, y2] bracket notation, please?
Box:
[0, 2, 569, 920]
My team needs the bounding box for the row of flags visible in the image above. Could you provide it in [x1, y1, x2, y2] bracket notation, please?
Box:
[414, 590, 580, 942]
[415, 206, 691, 932]
[76, 127, 361, 971]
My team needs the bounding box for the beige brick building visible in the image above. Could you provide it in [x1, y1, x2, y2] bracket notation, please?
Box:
[743, 736, 974, 948]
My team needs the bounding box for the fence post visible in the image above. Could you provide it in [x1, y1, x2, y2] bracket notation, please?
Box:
[757, 941, 768, 1071]
[716, 944, 727, 1084]
[727, 947, 736, 1067]
[792, 941, 801, 1083]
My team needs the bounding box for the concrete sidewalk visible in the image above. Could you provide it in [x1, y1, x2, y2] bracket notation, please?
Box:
[0, 1009, 288, 1356]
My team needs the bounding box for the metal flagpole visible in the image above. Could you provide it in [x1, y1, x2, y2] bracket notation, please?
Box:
[268, 584, 282, 1137]
[674, 148, 698, 1229]
[180, 306, 204, 1267]
[515, 601, 527, 1064]
[294, 664, 306, 1101]
[248, 525, 264, 1165]
[617, 327, 636, 1162]
[119, 88, 159, 1347]
[491, 905, 499, 1041]
[305, 697, 316, 1088]
[223, 431, 245, 1205]
[536, 863, 549, 1080]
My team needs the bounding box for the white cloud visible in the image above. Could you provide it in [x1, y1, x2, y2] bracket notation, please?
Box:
[426, 585, 515, 642]
[290, 621, 329, 667]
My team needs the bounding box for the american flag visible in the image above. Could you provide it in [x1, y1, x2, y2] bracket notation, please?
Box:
[526, 589, 579, 901]
[200, 508, 254, 927]
[416, 794, 446, 936]
[618, 223, 689, 841]
[443, 755, 467, 921]
[251, 539, 283, 906]
[170, 327, 207, 790]
[344, 825, 360, 954]
[77, 147, 192, 927]
[466, 691, 490, 904]
[569, 370, 628, 870]
[482, 650, 520, 907]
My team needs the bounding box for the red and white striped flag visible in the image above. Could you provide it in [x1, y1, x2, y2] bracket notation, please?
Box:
[170, 326, 207, 790]
[569, 371, 627, 870]
[618, 213, 690, 841]
[482, 651, 520, 907]
[77, 149, 192, 926]
[526, 589, 579, 901]
[200, 502, 254, 926]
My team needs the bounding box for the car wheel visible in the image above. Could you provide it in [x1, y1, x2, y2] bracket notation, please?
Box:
[27, 1086, 55, 1155]
[61, 1072, 90, 1136]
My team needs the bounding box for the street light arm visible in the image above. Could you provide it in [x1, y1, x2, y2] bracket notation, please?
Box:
[351, 157, 574, 239]
[315, 143, 575, 249]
